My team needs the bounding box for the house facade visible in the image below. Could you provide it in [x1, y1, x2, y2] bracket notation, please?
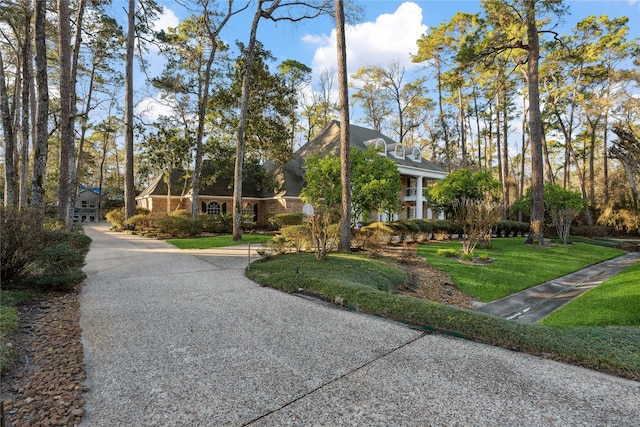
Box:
[74, 187, 100, 222]
[136, 121, 447, 226]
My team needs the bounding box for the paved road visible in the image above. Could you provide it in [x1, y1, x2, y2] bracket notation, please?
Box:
[80, 224, 639, 426]
[476, 252, 640, 322]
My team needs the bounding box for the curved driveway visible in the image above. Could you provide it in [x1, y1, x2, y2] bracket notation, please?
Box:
[80, 224, 639, 426]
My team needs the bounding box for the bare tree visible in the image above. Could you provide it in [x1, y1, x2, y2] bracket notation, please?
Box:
[31, 0, 49, 210]
[335, 0, 351, 251]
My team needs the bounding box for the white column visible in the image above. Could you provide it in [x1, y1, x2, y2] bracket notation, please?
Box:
[416, 176, 423, 219]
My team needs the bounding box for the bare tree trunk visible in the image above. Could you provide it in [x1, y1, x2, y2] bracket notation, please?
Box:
[458, 87, 467, 167]
[336, 0, 351, 252]
[31, 0, 49, 210]
[192, 1, 239, 219]
[20, 7, 32, 208]
[519, 90, 528, 222]
[57, 0, 75, 227]
[233, 0, 264, 240]
[501, 90, 510, 220]
[525, 0, 544, 244]
[0, 51, 18, 207]
[124, 0, 136, 220]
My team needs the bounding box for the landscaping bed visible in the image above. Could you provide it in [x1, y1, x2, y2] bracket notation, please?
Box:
[0, 285, 86, 427]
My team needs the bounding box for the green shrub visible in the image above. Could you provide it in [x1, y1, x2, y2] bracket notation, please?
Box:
[1, 207, 46, 284]
[136, 206, 151, 216]
[105, 209, 125, 228]
[269, 213, 305, 228]
[155, 215, 202, 237]
[38, 243, 85, 275]
[437, 248, 458, 257]
[279, 224, 312, 252]
[170, 209, 190, 218]
[215, 213, 233, 233]
[126, 213, 155, 231]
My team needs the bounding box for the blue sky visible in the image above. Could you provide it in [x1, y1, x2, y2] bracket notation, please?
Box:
[113, 0, 639, 120]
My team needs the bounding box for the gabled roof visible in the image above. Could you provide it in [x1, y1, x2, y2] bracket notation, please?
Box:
[297, 120, 447, 178]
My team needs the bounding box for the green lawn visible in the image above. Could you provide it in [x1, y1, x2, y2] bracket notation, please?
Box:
[542, 260, 640, 328]
[167, 234, 273, 249]
[247, 252, 407, 294]
[246, 250, 640, 381]
[417, 238, 624, 302]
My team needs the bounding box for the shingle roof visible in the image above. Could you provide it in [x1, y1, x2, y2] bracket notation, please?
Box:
[297, 120, 447, 176]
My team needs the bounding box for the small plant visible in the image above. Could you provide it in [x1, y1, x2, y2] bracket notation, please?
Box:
[460, 252, 475, 261]
[437, 248, 458, 257]
[477, 252, 491, 262]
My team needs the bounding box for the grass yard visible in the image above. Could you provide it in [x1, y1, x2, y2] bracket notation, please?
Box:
[542, 260, 640, 328]
[246, 250, 640, 381]
[167, 234, 273, 249]
[247, 252, 407, 294]
[417, 238, 624, 302]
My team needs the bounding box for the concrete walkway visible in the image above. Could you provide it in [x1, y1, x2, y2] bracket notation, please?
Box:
[79, 224, 639, 426]
[476, 252, 640, 322]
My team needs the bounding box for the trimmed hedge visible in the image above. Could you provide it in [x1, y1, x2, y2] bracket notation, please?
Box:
[359, 219, 530, 244]
[248, 256, 640, 381]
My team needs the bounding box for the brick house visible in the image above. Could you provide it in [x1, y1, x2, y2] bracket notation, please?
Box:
[136, 121, 447, 226]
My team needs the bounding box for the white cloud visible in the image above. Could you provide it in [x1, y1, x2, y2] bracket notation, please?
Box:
[135, 94, 177, 122]
[304, 2, 427, 82]
[153, 5, 180, 33]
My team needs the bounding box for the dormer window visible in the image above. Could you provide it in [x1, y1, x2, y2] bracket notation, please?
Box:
[394, 144, 405, 159]
[412, 147, 422, 163]
[364, 138, 387, 155]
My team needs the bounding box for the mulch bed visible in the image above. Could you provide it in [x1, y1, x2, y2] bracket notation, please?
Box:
[1, 286, 86, 427]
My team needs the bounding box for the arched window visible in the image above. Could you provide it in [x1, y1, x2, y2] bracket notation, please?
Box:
[207, 201, 221, 215]
[412, 147, 422, 162]
[375, 139, 386, 155]
[394, 144, 405, 159]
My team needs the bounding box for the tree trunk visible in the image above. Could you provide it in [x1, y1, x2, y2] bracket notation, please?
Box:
[0, 51, 18, 207]
[124, 0, 136, 220]
[191, 1, 235, 219]
[519, 90, 527, 222]
[525, 0, 544, 244]
[20, 7, 32, 208]
[233, 0, 264, 240]
[501, 89, 510, 220]
[31, 0, 49, 210]
[458, 87, 467, 167]
[57, 0, 75, 227]
[336, 0, 351, 252]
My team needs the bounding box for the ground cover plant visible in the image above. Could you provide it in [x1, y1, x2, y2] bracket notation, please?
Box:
[167, 234, 273, 249]
[417, 238, 624, 301]
[542, 261, 640, 328]
[246, 251, 640, 381]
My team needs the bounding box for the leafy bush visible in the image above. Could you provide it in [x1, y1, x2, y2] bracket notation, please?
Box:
[155, 215, 202, 238]
[126, 213, 155, 231]
[269, 213, 305, 229]
[170, 209, 190, 218]
[279, 224, 312, 252]
[105, 209, 125, 228]
[44, 229, 92, 252]
[38, 243, 85, 275]
[1, 207, 46, 284]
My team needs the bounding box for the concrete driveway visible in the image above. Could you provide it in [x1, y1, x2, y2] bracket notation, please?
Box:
[80, 224, 639, 426]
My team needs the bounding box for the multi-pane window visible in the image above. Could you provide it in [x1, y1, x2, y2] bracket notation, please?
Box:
[207, 201, 221, 215]
[241, 203, 253, 216]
